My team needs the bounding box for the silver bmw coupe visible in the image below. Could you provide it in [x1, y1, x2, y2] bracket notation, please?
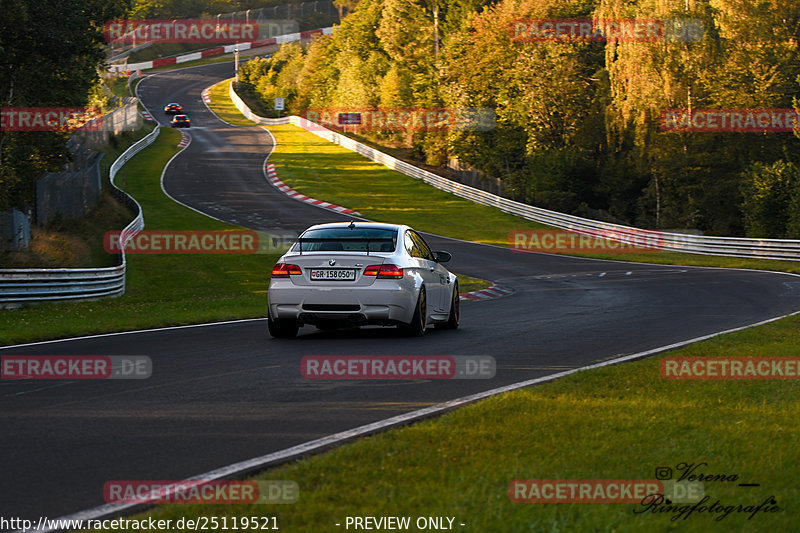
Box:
[267, 221, 459, 338]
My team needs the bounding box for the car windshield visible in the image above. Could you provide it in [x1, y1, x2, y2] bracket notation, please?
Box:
[292, 227, 397, 253]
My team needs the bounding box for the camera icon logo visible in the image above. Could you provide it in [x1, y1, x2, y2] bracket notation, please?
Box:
[655, 467, 672, 480]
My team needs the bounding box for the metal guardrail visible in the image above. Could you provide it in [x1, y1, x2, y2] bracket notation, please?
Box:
[229, 82, 800, 261]
[0, 127, 160, 307]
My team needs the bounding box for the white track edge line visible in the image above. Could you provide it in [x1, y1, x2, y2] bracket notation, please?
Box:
[0, 318, 265, 350]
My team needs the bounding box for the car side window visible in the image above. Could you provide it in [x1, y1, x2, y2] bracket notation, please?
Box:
[410, 231, 434, 261]
[404, 232, 422, 258]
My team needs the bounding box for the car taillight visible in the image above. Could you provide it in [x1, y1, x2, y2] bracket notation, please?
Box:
[364, 264, 403, 279]
[272, 263, 302, 277]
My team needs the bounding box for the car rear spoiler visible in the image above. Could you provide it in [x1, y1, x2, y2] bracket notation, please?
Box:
[297, 237, 395, 255]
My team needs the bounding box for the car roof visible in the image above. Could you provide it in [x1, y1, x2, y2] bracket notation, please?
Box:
[301, 222, 409, 233]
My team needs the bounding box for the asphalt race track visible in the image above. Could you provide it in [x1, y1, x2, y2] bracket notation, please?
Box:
[2, 62, 800, 523]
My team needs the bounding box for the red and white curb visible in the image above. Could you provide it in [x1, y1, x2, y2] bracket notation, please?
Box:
[140, 109, 154, 122]
[265, 163, 361, 216]
[113, 28, 333, 74]
[459, 284, 514, 301]
[177, 131, 190, 147]
[202, 89, 212, 105]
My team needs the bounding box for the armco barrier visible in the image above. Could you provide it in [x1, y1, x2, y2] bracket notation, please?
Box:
[0, 127, 159, 307]
[228, 82, 800, 261]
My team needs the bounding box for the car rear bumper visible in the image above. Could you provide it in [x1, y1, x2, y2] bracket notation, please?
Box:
[268, 280, 417, 325]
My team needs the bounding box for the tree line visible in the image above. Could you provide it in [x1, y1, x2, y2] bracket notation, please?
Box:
[237, 0, 800, 238]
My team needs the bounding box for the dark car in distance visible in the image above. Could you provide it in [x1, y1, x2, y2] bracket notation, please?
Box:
[171, 115, 191, 128]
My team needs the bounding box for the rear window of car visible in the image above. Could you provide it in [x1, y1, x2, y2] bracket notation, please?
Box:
[292, 227, 398, 253]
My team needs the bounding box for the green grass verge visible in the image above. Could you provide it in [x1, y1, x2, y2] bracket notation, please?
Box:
[107, 76, 131, 99]
[0, 127, 278, 346]
[208, 80, 259, 126]
[81, 311, 800, 533]
[457, 274, 490, 294]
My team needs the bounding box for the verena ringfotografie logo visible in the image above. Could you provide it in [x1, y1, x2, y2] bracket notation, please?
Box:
[301, 356, 496, 380]
[637, 462, 778, 521]
[104, 480, 298, 505]
[1, 107, 102, 132]
[661, 109, 800, 132]
[301, 108, 496, 132]
[509, 18, 704, 43]
[509, 229, 663, 253]
[104, 19, 258, 43]
[1, 356, 151, 380]
[661, 357, 800, 380]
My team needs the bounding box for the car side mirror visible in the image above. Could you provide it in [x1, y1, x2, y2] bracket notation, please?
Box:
[433, 251, 451, 263]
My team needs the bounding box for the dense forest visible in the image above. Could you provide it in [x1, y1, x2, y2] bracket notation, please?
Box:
[237, 0, 800, 238]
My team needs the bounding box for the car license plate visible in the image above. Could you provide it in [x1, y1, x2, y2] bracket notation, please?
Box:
[310, 269, 356, 281]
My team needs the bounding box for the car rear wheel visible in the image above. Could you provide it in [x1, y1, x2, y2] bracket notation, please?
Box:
[401, 286, 427, 337]
[436, 281, 459, 330]
[268, 310, 298, 338]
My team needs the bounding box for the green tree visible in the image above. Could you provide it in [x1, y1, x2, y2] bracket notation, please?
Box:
[441, 0, 603, 209]
[740, 160, 799, 238]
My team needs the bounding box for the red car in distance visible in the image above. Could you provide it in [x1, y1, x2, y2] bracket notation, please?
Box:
[164, 103, 183, 114]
